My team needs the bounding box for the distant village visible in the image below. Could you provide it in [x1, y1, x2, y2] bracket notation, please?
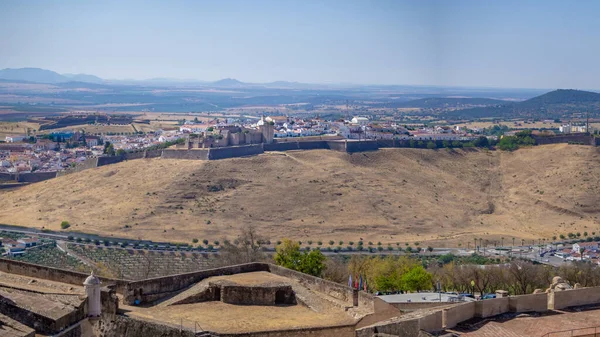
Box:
[1, 114, 590, 174]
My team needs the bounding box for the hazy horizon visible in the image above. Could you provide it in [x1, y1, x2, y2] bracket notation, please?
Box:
[2, 0, 600, 89]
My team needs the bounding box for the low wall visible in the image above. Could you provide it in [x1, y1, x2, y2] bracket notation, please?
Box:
[442, 301, 476, 329]
[161, 149, 209, 160]
[297, 141, 329, 150]
[264, 142, 301, 151]
[17, 171, 57, 183]
[391, 301, 453, 312]
[208, 144, 264, 160]
[356, 298, 402, 329]
[355, 311, 443, 337]
[550, 287, 600, 310]
[475, 297, 509, 318]
[509, 293, 548, 313]
[268, 264, 373, 308]
[124, 263, 268, 305]
[0, 259, 128, 294]
[123, 152, 144, 160]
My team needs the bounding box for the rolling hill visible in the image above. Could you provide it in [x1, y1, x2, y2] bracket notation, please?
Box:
[385, 97, 507, 109]
[444, 89, 600, 119]
[0, 145, 599, 247]
[0, 68, 103, 84]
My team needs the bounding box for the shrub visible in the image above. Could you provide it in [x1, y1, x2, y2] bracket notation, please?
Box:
[203, 239, 209, 245]
[60, 221, 70, 229]
[192, 238, 199, 243]
[329, 240, 334, 245]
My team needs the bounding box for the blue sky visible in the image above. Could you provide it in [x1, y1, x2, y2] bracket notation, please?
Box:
[1, 0, 599, 88]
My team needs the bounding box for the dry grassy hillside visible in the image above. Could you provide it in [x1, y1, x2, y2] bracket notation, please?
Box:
[1, 144, 599, 247]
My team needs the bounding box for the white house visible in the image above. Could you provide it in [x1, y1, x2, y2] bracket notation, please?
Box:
[351, 117, 369, 126]
[572, 242, 598, 253]
[5, 135, 26, 143]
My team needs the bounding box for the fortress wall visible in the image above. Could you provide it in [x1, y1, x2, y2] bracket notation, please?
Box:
[263, 142, 300, 151]
[550, 287, 600, 310]
[208, 144, 264, 160]
[56, 157, 98, 177]
[161, 149, 209, 160]
[0, 259, 128, 294]
[123, 152, 144, 160]
[355, 317, 420, 337]
[268, 264, 374, 309]
[297, 141, 329, 150]
[442, 302, 476, 329]
[508, 292, 548, 313]
[124, 263, 268, 305]
[0, 172, 16, 181]
[144, 149, 163, 158]
[326, 141, 347, 152]
[345, 140, 379, 153]
[533, 134, 595, 146]
[474, 297, 509, 318]
[16, 171, 57, 183]
[97, 156, 125, 167]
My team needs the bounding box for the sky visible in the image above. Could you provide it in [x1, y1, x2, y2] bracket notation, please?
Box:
[1, 0, 600, 88]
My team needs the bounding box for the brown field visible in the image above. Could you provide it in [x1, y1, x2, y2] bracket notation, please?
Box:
[37, 124, 136, 135]
[0, 144, 598, 247]
[0, 121, 40, 139]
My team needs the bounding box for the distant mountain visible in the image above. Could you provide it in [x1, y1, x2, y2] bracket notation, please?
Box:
[0, 68, 68, 83]
[444, 89, 600, 119]
[0, 68, 105, 84]
[211, 78, 245, 87]
[389, 97, 508, 109]
[62, 73, 104, 83]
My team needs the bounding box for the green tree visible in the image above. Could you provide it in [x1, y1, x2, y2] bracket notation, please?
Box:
[401, 265, 433, 292]
[116, 149, 126, 156]
[426, 141, 436, 149]
[274, 239, 325, 277]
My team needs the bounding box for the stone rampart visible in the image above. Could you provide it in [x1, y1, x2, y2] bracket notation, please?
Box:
[355, 310, 443, 337]
[268, 264, 373, 308]
[124, 263, 268, 305]
[297, 141, 329, 150]
[17, 171, 57, 183]
[550, 287, 600, 310]
[144, 149, 163, 158]
[533, 134, 595, 146]
[327, 140, 347, 152]
[442, 302, 476, 329]
[97, 156, 125, 167]
[264, 142, 300, 151]
[0, 259, 128, 294]
[345, 140, 379, 153]
[474, 297, 509, 318]
[508, 292, 548, 313]
[208, 144, 264, 160]
[56, 157, 98, 177]
[123, 152, 144, 160]
[161, 149, 209, 160]
[0, 172, 17, 181]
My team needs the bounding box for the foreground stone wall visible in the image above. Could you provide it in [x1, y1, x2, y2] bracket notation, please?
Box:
[124, 263, 269, 305]
[550, 287, 600, 310]
[0, 259, 128, 294]
[93, 314, 197, 337]
[217, 324, 356, 337]
[474, 297, 509, 318]
[355, 311, 442, 337]
[442, 302, 476, 329]
[508, 293, 548, 313]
